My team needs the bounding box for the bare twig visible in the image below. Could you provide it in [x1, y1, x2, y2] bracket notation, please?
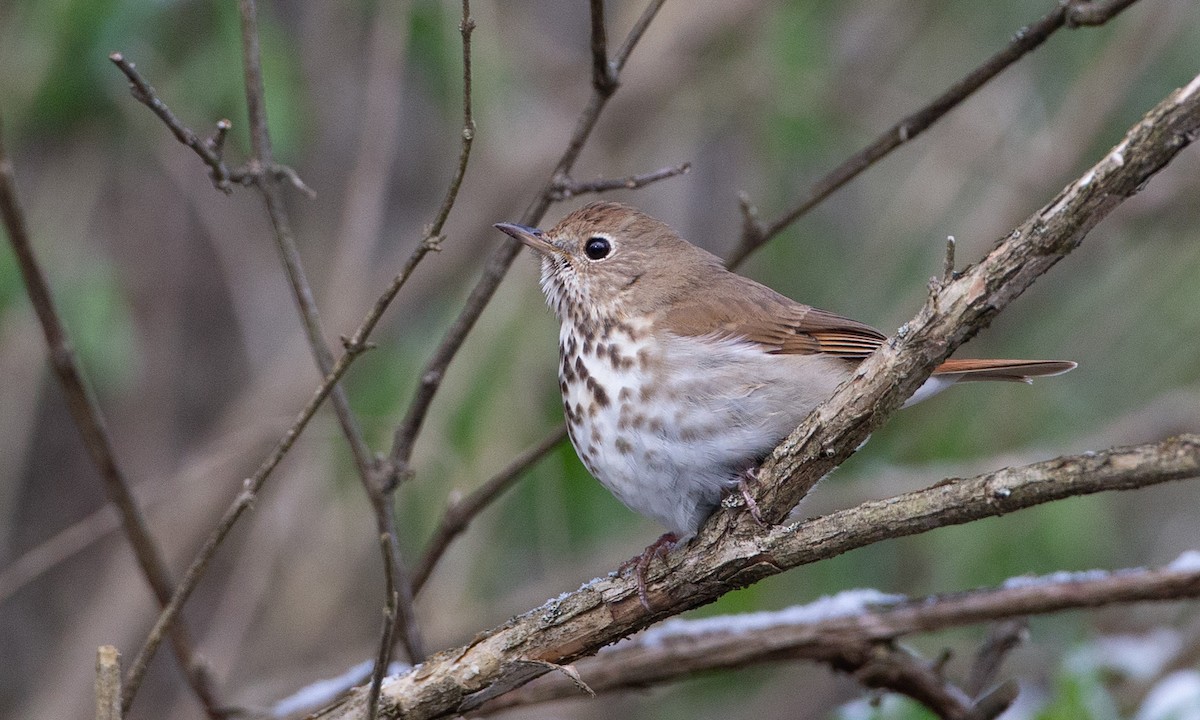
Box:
[588, 0, 617, 94]
[109, 53, 247, 192]
[966, 620, 1027, 698]
[0, 127, 223, 719]
[312, 434, 1200, 719]
[95, 646, 122, 720]
[480, 556, 1200, 711]
[550, 162, 691, 201]
[234, 0, 427, 667]
[848, 644, 983, 720]
[726, 0, 1145, 266]
[385, 0, 667, 483]
[412, 425, 569, 593]
[368, 535, 400, 720]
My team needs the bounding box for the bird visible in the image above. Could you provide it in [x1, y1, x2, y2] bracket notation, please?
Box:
[495, 201, 1074, 603]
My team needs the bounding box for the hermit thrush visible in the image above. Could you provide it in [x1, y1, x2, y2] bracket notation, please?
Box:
[496, 201, 1074, 569]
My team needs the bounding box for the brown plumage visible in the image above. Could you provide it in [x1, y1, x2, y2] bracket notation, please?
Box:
[496, 201, 1075, 542]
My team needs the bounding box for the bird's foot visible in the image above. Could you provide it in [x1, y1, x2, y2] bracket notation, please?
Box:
[737, 468, 766, 525]
[619, 532, 678, 611]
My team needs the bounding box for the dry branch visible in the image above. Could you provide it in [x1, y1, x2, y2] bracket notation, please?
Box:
[727, 0, 1145, 265]
[482, 555, 1200, 710]
[1, 128, 223, 718]
[384, 0, 668, 482]
[313, 434, 1200, 719]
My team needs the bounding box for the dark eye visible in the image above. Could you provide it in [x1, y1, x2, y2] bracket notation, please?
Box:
[584, 236, 611, 260]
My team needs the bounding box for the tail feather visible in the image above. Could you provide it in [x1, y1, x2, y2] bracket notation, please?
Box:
[932, 358, 1077, 383]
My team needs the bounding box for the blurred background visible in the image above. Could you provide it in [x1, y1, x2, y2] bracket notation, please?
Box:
[1, 1, 1199, 718]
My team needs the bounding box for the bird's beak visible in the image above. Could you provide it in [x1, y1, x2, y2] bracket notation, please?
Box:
[494, 222, 558, 256]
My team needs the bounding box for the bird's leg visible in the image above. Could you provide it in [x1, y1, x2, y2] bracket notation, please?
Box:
[734, 467, 766, 525]
[619, 532, 678, 611]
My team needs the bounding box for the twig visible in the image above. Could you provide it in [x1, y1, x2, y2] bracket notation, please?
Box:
[725, 0, 1145, 266]
[234, 0, 426, 666]
[96, 646, 122, 720]
[588, 0, 617, 94]
[0, 127, 223, 719]
[942, 235, 957, 284]
[109, 53, 247, 193]
[311, 434, 1200, 720]
[479, 556, 1200, 711]
[384, 0, 667, 483]
[119, 325, 375, 712]
[848, 644, 982, 720]
[549, 162, 691, 201]
[966, 620, 1027, 698]
[412, 426, 569, 593]
[368, 535, 400, 720]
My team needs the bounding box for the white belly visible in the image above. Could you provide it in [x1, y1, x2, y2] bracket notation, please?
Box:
[559, 323, 850, 536]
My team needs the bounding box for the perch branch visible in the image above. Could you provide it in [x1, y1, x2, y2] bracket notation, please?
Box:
[483, 555, 1200, 710]
[313, 74, 1200, 719]
[312, 434, 1200, 720]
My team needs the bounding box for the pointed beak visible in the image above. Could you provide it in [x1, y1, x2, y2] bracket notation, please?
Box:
[494, 222, 558, 256]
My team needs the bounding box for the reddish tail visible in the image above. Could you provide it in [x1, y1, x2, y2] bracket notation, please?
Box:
[932, 358, 1077, 383]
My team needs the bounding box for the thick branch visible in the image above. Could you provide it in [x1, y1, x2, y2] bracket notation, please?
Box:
[744, 72, 1200, 527]
[483, 556, 1200, 709]
[313, 436, 1200, 719]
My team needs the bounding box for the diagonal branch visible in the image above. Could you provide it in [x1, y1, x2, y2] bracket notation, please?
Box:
[727, 0, 1144, 266]
[742, 72, 1200, 529]
[412, 425, 569, 594]
[384, 0, 668, 483]
[0, 129, 225, 719]
[312, 73, 1200, 719]
[231, 0, 426, 671]
[313, 435, 1200, 720]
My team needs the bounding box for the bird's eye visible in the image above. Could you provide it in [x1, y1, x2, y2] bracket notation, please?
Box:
[584, 236, 612, 260]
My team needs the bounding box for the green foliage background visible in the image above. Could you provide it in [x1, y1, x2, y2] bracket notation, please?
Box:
[1, 1, 1198, 718]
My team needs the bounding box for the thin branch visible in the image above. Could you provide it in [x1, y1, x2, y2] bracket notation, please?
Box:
[966, 620, 1027, 698]
[96, 645, 122, 720]
[0, 127, 224, 719]
[384, 0, 666, 482]
[119, 309, 377, 712]
[233, 0, 426, 666]
[368, 535, 400, 720]
[549, 162, 691, 201]
[726, 0, 1144, 266]
[312, 435, 1200, 720]
[109, 53, 246, 192]
[412, 425, 569, 593]
[588, 0, 617, 94]
[479, 556, 1200, 711]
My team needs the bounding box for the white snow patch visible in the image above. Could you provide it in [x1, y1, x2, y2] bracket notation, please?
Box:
[271, 660, 410, 717]
[1135, 670, 1200, 720]
[635, 588, 903, 648]
[1180, 73, 1200, 103]
[1168, 549, 1200, 572]
[1001, 568, 1112, 590]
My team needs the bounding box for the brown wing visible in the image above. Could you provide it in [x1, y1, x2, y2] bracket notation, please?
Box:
[659, 272, 886, 360]
[658, 272, 1078, 380]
